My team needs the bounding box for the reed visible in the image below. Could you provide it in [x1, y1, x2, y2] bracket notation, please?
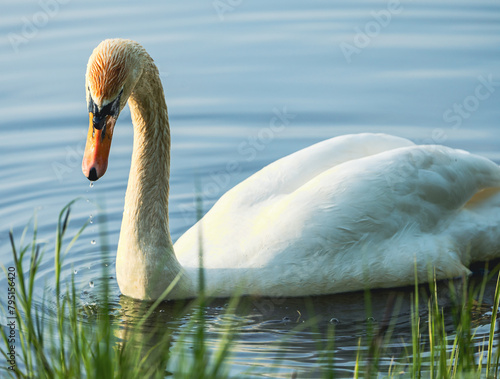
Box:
[0, 201, 235, 378]
[1, 202, 500, 378]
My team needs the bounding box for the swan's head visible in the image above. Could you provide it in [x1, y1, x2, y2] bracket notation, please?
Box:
[82, 39, 145, 181]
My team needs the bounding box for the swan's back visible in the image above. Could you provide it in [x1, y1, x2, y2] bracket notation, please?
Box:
[174, 133, 500, 297]
[224, 133, 414, 206]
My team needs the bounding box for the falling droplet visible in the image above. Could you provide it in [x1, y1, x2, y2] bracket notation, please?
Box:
[91, 240, 96, 245]
[89, 281, 94, 288]
[329, 318, 339, 324]
[74, 269, 78, 274]
[89, 214, 93, 224]
[89, 182, 94, 188]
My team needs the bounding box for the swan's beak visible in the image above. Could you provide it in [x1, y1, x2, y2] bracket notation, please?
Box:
[82, 113, 116, 181]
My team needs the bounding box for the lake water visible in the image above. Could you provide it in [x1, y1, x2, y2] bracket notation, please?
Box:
[1, 0, 500, 377]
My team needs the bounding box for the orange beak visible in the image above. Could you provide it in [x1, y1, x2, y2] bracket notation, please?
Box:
[82, 113, 116, 181]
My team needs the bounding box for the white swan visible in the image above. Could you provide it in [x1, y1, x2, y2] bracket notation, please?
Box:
[82, 39, 500, 301]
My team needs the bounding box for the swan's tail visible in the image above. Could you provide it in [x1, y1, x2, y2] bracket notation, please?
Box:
[453, 186, 500, 264]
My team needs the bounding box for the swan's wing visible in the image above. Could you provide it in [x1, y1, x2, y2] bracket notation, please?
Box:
[281, 144, 500, 247]
[227, 133, 414, 206]
[175, 133, 413, 257]
[252, 144, 500, 292]
[175, 140, 500, 296]
[179, 142, 500, 258]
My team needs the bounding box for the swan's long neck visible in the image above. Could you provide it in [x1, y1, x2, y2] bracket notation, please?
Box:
[128, 63, 171, 247]
[116, 57, 193, 300]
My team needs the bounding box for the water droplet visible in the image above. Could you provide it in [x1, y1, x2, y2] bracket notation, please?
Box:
[159, 309, 165, 313]
[282, 317, 291, 323]
[89, 182, 94, 188]
[91, 240, 96, 245]
[329, 318, 339, 324]
[105, 263, 108, 267]
[367, 317, 375, 322]
[89, 214, 93, 224]
[74, 269, 78, 274]
[89, 281, 94, 288]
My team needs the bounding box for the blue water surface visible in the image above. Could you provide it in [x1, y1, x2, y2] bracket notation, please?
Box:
[1, 0, 499, 377]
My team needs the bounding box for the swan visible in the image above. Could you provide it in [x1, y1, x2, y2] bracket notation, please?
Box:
[82, 39, 500, 301]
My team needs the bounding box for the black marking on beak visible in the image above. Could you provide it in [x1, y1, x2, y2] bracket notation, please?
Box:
[93, 114, 107, 132]
[88, 88, 123, 136]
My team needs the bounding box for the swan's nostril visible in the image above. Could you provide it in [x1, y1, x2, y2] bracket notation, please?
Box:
[88, 167, 98, 181]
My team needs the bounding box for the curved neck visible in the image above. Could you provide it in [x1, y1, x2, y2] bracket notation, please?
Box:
[127, 63, 171, 244]
[116, 59, 193, 300]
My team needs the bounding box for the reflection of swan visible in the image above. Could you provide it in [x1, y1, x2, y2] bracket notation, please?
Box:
[82, 39, 500, 301]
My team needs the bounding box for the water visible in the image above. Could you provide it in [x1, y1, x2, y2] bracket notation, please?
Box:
[1, 0, 500, 377]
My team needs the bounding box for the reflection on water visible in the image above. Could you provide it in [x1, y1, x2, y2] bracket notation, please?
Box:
[74, 268, 499, 378]
[1, 0, 500, 377]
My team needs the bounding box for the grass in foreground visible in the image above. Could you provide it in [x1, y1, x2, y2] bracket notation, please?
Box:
[1, 202, 500, 378]
[0, 202, 235, 379]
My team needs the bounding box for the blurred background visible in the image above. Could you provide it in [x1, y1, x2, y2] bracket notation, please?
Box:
[0, 0, 499, 376]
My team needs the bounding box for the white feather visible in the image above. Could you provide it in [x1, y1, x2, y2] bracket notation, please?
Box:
[175, 133, 500, 297]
